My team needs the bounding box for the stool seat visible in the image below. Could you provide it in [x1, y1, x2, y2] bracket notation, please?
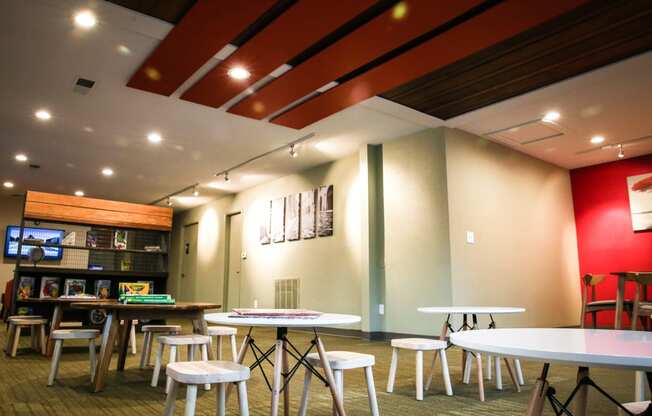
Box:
[207, 326, 237, 336]
[7, 315, 42, 320]
[166, 360, 250, 384]
[391, 338, 447, 350]
[306, 351, 375, 370]
[10, 318, 48, 326]
[51, 329, 100, 340]
[159, 334, 210, 345]
[619, 401, 651, 415]
[142, 324, 182, 333]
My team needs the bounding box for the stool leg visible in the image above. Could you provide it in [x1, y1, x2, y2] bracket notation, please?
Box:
[4, 323, 16, 353]
[146, 333, 155, 367]
[216, 335, 223, 360]
[387, 347, 398, 393]
[89, 338, 97, 383]
[164, 379, 178, 416]
[151, 342, 164, 387]
[166, 345, 177, 394]
[130, 323, 137, 355]
[230, 335, 237, 362]
[440, 349, 453, 396]
[237, 381, 249, 416]
[495, 354, 503, 390]
[201, 344, 210, 391]
[504, 358, 521, 392]
[475, 352, 485, 402]
[39, 324, 47, 355]
[48, 339, 63, 386]
[139, 332, 150, 369]
[298, 368, 313, 416]
[486, 354, 492, 380]
[11, 326, 22, 357]
[187, 344, 195, 361]
[31, 325, 37, 351]
[416, 350, 424, 401]
[185, 384, 198, 416]
[515, 359, 525, 385]
[332, 370, 344, 416]
[364, 366, 380, 416]
[216, 383, 226, 416]
[463, 352, 472, 384]
[425, 350, 438, 390]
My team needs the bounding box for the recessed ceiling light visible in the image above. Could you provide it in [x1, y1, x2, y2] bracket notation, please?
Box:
[101, 167, 114, 176]
[618, 144, 625, 159]
[542, 111, 560, 123]
[228, 66, 251, 80]
[74, 190, 85, 197]
[35, 109, 51, 121]
[83, 126, 94, 133]
[74, 10, 97, 29]
[3, 181, 14, 189]
[590, 135, 605, 144]
[116, 44, 131, 55]
[15, 154, 28, 162]
[147, 132, 162, 144]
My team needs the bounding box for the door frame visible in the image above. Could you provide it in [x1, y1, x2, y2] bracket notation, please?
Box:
[223, 211, 242, 311]
[179, 222, 198, 302]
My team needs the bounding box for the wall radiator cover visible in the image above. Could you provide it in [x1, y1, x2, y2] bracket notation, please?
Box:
[275, 278, 300, 309]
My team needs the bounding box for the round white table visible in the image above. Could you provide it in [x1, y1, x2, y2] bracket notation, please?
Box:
[451, 328, 652, 416]
[205, 312, 361, 416]
[418, 306, 527, 395]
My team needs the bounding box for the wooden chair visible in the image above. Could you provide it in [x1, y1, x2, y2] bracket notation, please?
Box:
[6, 317, 47, 357]
[151, 334, 211, 394]
[580, 274, 633, 328]
[207, 326, 237, 361]
[140, 324, 182, 369]
[387, 338, 453, 401]
[47, 329, 100, 386]
[631, 275, 652, 330]
[299, 351, 379, 416]
[164, 361, 250, 416]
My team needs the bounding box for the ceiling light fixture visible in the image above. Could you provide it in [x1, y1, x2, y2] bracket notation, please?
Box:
[289, 144, 298, 158]
[224, 171, 230, 182]
[590, 135, 605, 144]
[192, 186, 199, 197]
[3, 181, 14, 189]
[542, 111, 560, 123]
[35, 109, 51, 121]
[166, 197, 173, 207]
[147, 132, 162, 144]
[116, 44, 131, 55]
[15, 154, 28, 162]
[74, 10, 97, 29]
[227, 66, 251, 80]
[101, 167, 114, 176]
[618, 144, 625, 159]
[74, 190, 85, 197]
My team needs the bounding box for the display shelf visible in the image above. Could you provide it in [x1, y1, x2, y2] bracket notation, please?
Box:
[28, 243, 167, 255]
[15, 266, 168, 279]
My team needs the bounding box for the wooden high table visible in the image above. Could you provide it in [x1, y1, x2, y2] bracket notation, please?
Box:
[72, 301, 220, 392]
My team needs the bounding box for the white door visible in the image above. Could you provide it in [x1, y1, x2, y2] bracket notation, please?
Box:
[226, 213, 243, 310]
[180, 223, 198, 302]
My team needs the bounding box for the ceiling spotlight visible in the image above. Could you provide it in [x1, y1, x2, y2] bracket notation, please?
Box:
[590, 135, 605, 144]
[101, 167, 114, 176]
[542, 111, 560, 123]
[116, 44, 131, 55]
[74, 10, 97, 29]
[166, 197, 173, 207]
[74, 190, 85, 197]
[289, 144, 298, 158]
[192, 186, 199, 197]
[147, 132, 162, 144]
[228, 66, 251, 80]
[35, 109, 51, 121]
[3, 181, 14, 189]
[224, 171, 230, 182]
[618, 144, 625, 159]
[15, 154, 28, 162]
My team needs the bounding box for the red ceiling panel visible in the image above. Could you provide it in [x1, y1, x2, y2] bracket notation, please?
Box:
[229, 0, 485, 120]
[180, 0, 376, 108]
[127, 0, 276, 96]
[271, 0, 588, 129]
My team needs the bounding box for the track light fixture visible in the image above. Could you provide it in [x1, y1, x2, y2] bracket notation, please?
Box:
[618, 144, 625, 159]
[289, 144, 298, 158]
[166, 197, 173, 206]
[192, 186, 199, 197]
[224, 171, 230, 182]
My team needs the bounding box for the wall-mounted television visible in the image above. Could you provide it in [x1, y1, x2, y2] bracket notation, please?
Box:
[4, 226, 65, 260]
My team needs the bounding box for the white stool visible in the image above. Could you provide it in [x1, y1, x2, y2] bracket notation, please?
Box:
[299, 351, 379, 416]
[4, 315, 43, 353]
[481, 354, 523, 391]
[151, 334, 211, 394]
[164, 360, 250, 416]
[619, 401, 650, 415]
[118, 320, 138, 355]
[207, 326, 237, 361]
[140, 324, 182, 369]
[47, 329, 100, 386]
[6, 317, 48, 357]
[387, 338, 453, 401]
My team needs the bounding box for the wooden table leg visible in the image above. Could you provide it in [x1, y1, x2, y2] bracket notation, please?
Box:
[503, 358, 521, 392]
[283, 339, 290, 416]
[271, 338, 284, 416]
[117, 319, 132, 371]
[615, 276, 625, 329]
[635, 371, 647, 402]
[526, 364, 550, 416]
[575, 366, 589, 416]
[426, 318, 449, 390]
[316, 334, 346, 416]
[93, 312, 120, 392]
[46, 304, 63, 357]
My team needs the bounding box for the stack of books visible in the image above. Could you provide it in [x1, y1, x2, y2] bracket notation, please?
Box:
[119, 294, 175, 304]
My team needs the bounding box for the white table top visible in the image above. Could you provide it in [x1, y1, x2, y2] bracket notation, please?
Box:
[451, 328, 652, 371]
[204, 312, 361, 328]
[418, 306, 526, 315]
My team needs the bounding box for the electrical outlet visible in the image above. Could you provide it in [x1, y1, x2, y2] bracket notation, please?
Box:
[466, 231, 475, 244]
[253, 299, 258, 308]
[379, 304, 385, 315]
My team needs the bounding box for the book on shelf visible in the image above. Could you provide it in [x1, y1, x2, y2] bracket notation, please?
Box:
[114, 230, 128, 250]
[120, 259, 132, 271]
[94, 280, 111, 299]
[138, 280, 155, 294]
[16, 277, 35, 300]
[118, 282, 149, 296]
[121, 294, 175, 304]
[39, 277, 60, 298]
[86, 231, 98, 248]
[62, 232, 76, 246]
[64, 278, 86, 296]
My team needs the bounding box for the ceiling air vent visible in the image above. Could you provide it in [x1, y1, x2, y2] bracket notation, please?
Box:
[485, 119, 564, 145]
[73, 77, 96, 95]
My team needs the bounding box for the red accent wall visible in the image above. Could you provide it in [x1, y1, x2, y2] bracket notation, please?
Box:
[570, 154, 652, 327]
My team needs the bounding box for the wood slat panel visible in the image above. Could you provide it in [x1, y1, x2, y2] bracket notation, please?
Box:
[126, 0, 276, 96]
[271, 0, 587, 129]
[229, 0, 484, 120]
[24, 191, 172, 231]
[180, 0, 376, 108]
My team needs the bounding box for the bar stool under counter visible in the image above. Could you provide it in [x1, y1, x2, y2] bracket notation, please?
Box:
[47, 329, 100, 386]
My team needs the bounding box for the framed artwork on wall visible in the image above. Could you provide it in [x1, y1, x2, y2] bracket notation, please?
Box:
[300, 190, 316, 239]
[271, 197, 286, 243]
[259, 200, 271, 244]
[317, 185, 334, 237]
[285, 193, 300, 241]
[627, 172, 652, 231]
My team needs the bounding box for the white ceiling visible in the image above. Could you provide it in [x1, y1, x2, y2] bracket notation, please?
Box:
[1, 0, 651, 211]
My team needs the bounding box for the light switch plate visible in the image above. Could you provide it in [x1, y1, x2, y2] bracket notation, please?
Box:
[241, 251, 247, 260]
[466, 231, 475, 244]
[379, 304, 385, 315]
